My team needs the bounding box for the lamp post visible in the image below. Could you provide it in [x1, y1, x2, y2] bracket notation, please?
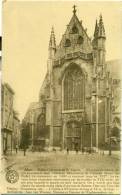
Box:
[109, 101, 113, 156]
[109, 133, 112, 156]
[31, 111, 34, 148]
[91, 96, 93, 151]
[106, 93, 113, 156]
[108, 119, 112, 156]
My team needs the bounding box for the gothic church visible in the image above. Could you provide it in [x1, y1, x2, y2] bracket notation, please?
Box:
[24, 6, 117, 151]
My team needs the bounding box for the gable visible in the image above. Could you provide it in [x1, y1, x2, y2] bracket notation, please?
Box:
[55, 14, 92, 59]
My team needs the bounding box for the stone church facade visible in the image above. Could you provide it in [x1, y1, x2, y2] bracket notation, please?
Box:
[23, 7, 121, 151]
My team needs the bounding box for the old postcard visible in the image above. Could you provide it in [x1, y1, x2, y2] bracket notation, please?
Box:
[0, 1, 121, 194]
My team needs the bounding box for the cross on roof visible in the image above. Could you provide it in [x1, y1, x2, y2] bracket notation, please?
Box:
[73, 5, 77, 15]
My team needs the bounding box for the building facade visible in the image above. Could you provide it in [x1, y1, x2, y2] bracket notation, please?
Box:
[1, 83, 20, 154]
[0, 37, 1, 70]
[24, 7, 121, 151]
[13, 111, 20, 149]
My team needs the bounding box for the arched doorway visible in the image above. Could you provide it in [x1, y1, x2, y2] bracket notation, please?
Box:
[65, 120, 81, 150]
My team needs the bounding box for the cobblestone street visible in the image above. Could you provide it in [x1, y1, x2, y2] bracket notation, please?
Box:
[2, 150, 120, 171]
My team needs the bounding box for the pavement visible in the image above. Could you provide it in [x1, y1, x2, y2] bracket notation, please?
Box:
[0, 150, 120, 171]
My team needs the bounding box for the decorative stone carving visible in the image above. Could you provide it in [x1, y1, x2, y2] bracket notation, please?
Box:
[62, 112, 84, 124]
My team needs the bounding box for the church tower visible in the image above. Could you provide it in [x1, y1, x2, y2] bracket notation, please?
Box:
[92, 15, 113, 150]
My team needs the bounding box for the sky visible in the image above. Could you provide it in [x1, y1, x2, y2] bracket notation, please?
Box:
[2, 1, 122, 120]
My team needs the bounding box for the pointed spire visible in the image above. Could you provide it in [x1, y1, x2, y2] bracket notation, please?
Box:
[98, 14, 106, 38]
[94, 19, 99, 38]
[49, 26, 56, 50]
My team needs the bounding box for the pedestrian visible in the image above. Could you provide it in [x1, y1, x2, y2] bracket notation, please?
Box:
[15, 144, 18, 154]
[24, 146, 26, 156]
[76, 147, 78, 154]
[67, 148, 69, 154]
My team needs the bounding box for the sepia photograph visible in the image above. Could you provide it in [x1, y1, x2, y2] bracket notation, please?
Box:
[0, 1, 121, 194]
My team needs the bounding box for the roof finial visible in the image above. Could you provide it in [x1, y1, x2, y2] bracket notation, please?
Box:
[73, 5, 77, 15]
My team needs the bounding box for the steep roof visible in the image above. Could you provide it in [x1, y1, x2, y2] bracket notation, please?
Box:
[4, 83, 15, 95]
[55, 10, 92, 59]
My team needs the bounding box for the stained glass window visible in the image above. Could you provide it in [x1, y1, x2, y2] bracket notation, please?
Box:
[64, 65, 84, 110]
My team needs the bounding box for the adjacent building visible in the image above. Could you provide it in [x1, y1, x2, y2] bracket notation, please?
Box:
[13, 110, 20, 149]
[1, 83, 20, 154]
[23, 7, 121, 151]
[0, 37, 1, 71]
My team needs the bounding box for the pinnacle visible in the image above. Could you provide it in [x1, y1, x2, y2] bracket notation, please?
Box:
[98, 14, 106, 38]
[49, 26, 56, 49]
[94, 19, 99, 38]
[51, 26, 54, 34]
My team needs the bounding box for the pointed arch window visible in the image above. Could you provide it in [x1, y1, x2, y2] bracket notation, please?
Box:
[65, 39, 71, 47]
[77, 36, 84, 44]
[63, 65, 84, 110]
[72, 25, 78, 34]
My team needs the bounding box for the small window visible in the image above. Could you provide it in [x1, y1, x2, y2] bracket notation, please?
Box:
[72, 25, 78, 34]
[77, 36, 84, 44]
[65, 39, 71, 47]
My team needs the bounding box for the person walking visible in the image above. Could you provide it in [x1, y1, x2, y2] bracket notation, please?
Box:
[23, 145, 26, 156]
[67, 148, 69, 154]
[76, 147, 78, 154]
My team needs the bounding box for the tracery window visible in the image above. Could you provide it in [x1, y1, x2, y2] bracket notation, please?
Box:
[63, 65, 84, 110]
